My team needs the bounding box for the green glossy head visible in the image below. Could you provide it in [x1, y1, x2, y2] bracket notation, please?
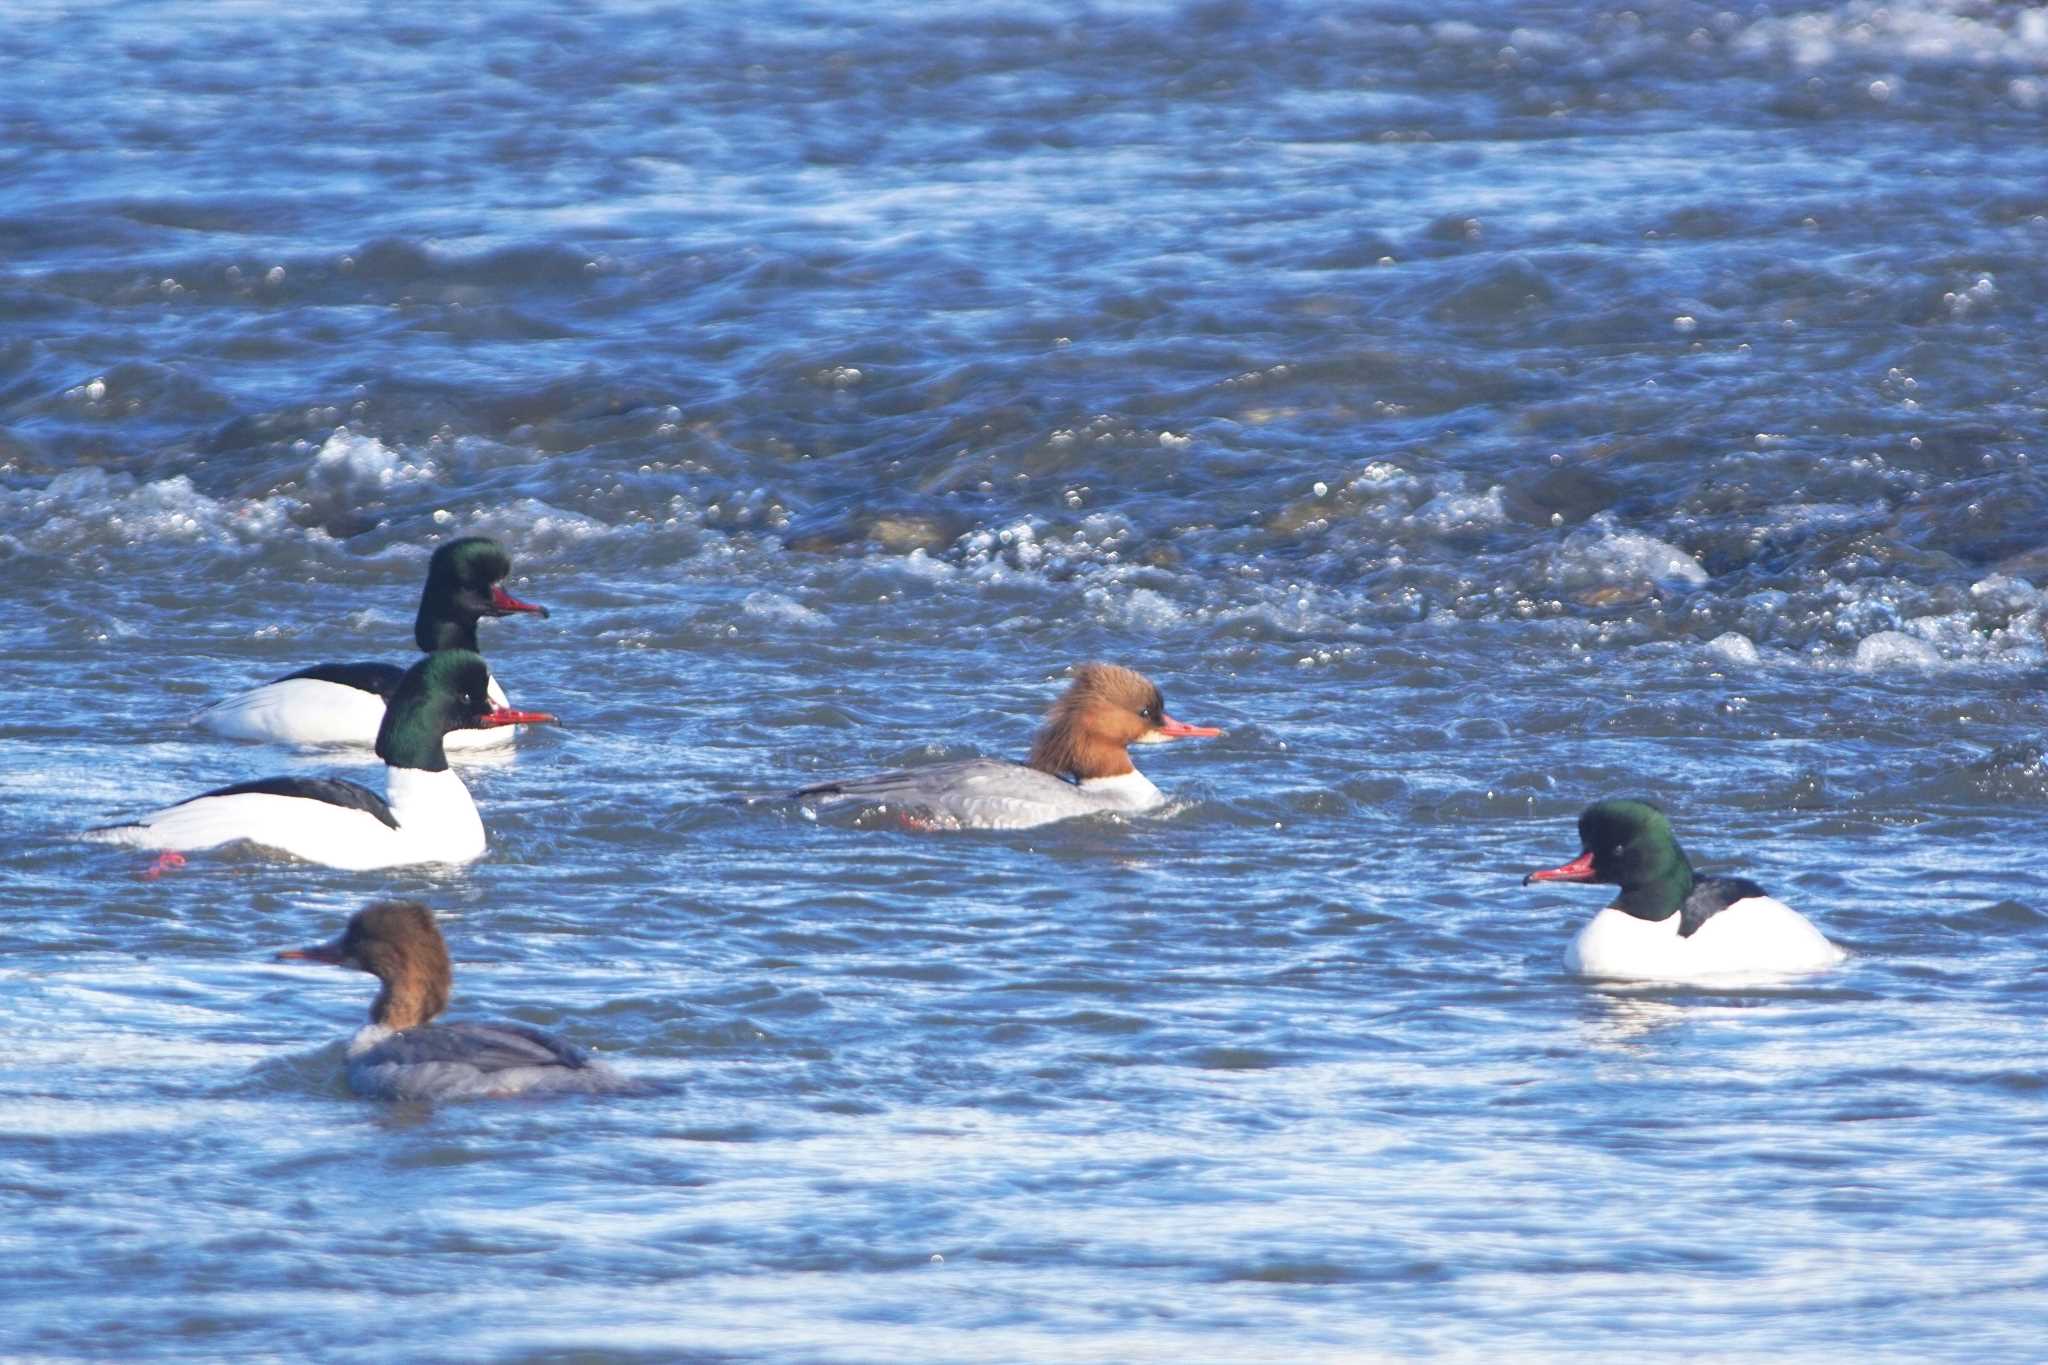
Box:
[414, 537, 549, 652]
[1525, 798, 1697, 921]
[374, 650, 499, 771]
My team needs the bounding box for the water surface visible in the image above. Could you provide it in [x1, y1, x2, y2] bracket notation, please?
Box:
[4, 1, 2048, 1358]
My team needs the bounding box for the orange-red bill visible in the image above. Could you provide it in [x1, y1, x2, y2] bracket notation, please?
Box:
[1155, 714, 1223, 739]
[277, 940, 346, 964]
[1523, 849, 1597, 885]
[490, 585, 549, 618]
[480, 707, 558, 728]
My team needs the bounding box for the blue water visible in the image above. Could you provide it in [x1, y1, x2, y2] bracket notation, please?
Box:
[6, 1, 2048, 1358]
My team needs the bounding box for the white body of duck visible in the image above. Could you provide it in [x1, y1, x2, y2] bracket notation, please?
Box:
[1527, 799, 1845, 984]
[199, 671, 517, 753]
[790, 663, 1219, 830]
[280, 901, 630, 1101]
[89, 651, 552, 871]
[1565, 898, 1846, 983]
[194, 536, 546, 752]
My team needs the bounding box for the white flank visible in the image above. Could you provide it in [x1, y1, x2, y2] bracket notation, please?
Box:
[85, 763, 486, 870]
[191, 671, 517, 751]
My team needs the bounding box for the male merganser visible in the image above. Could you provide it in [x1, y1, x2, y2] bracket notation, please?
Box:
[791, 662, 1222, 830]
[278, 900, 629, 1100]
[88, 651, 553, 870]
[1523, 799, 1846, 982]
[194, 536, 548, 751]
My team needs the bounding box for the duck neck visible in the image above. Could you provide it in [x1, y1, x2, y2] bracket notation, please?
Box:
[1614, 843, 1696, 923]
[1027, 721, 1135, 784]
[415, 599, 482, 654]
[369, 968, 449, 1031]
[376, 695, 451, 773]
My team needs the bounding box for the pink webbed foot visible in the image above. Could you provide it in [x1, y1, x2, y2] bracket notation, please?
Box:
[142, 852, 187, 880]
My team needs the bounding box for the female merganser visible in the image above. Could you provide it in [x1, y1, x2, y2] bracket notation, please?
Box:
[1523, 799, 1846, 982]
[88, 651, 553, 870]
[791, 662, 1222, 830]
[194, 536, 548, 751]
[278, 900, 629, 1100]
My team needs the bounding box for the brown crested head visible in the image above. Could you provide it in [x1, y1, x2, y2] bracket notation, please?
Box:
[1026, 662, 1220, 782]
[278, 899, 453, 1031]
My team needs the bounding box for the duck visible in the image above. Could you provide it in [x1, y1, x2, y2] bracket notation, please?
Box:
[194, 536, 548, 751]
[277, 900, 630, 1100]
[790, 662, 1222, 830]
[1523, 798, 1846, 982]
[88, 650, 553, 870]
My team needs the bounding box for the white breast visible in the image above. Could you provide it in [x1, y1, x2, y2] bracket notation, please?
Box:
[1565, 898, 1846, 984]
[383, 766, 485, 863]
[1074, 769, 1165, 812]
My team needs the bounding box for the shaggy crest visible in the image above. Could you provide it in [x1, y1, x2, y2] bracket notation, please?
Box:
[1026, 663, 1166, 782]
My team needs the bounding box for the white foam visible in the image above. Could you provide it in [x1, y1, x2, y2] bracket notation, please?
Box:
[0, 468, 301, 553]
[1550, 515, 1709, 589]
[1970, 574, 2039, 615]
[1085, 585, 1186, 631]
[1735, 2, 2048, 70]
[464, 498, 613, 548]
[308, 426, 425, 488]
[742, 590, 826, 628]
[894, 548, 955, 581]
[1852, 629, 1942, 672]
[1410, 485, 1506, 532]
[1705, 632, 1761, 668]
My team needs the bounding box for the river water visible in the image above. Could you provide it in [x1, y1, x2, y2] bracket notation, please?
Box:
[4, 1, 2048, 1359]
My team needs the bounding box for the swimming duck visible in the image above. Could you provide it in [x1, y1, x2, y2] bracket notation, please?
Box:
[790, 662, 1222, 830]
[278, 900, 630, 1100]
[194, 536, 547, 751]
[1524, 799, 1845, 982]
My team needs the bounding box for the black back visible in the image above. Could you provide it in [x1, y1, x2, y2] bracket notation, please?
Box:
[1679, 876, 1768, 938]
[181, 776, 399, 830]
[279, 661, 407, 698]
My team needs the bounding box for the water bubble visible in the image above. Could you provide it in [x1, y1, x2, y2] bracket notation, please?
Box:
[929, 1254, 943, 1265]
[1673, 315, 1697, 332]
[265, 266, 285, 284]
